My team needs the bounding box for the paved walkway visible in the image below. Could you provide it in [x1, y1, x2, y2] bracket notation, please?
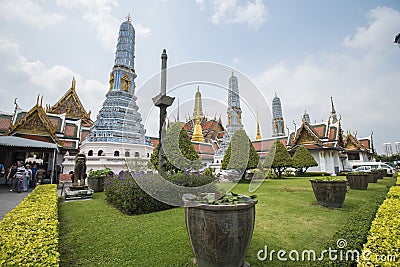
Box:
[0, 184, 32, 220]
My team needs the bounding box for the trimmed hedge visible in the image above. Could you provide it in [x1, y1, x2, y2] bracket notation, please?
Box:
[0, 185, 59, 266]
[313, 179, 393, 267]
[105, 171, 216, 215]
[358, 177, 400, 266]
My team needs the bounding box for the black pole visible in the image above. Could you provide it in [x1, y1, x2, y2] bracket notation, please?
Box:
[152, 49, 175, 176]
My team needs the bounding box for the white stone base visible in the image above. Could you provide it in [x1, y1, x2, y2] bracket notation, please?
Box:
[62, 141, 153, 174]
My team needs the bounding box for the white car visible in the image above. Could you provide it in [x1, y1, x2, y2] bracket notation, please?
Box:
[353, 166, 371, 173]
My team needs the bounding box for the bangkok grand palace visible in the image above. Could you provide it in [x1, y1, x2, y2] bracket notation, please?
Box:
[0, 18, 375, 177]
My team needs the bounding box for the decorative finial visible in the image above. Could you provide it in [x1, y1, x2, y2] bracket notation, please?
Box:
[126, 13, 132, 22]
[37, 94, 40, 106]
[40, 96, 43, 107]
[72, 76, 76, 90]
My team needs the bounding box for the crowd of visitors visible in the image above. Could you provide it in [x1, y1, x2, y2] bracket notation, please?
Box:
[1, 161, 48, 193]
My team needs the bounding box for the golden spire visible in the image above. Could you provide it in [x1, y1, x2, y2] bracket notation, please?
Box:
[193, 86, 203, 119]
[256, 121, 262, 140]
[191, 117, 205, 142]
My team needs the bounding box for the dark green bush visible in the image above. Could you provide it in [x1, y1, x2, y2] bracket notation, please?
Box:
[105, 171, 216, 215]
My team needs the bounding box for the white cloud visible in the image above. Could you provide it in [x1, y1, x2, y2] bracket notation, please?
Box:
[0, 36, 105, 116]
[343, 7, 400, 51]
[135, 24, 152, 39]
[201, 0, 266, 29]
[55, 0, 151, 51]
[0, 0, 64, 27]
[254, 6, 400, 152]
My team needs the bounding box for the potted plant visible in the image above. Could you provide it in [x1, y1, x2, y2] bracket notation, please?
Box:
[87, 167, 113, 192]
[310, 177, 347, 208]
[183, 192, 257, 267]
[346, 172, 369, 190]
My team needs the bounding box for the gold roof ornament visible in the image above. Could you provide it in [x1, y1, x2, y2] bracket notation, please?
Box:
[47, 77, 91, 121]
[6, 102, 60, 145]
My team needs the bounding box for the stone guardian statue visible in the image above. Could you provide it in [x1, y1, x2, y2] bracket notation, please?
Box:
[74, 153, 87, 186]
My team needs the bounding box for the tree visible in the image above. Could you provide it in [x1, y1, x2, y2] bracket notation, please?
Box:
[264, 139, 292, 178]
[291, 146, 318, 175]
[150, 122, 202, 173]
[222, 129, 260, 171]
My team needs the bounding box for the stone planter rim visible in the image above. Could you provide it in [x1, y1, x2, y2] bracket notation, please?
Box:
[188, 200, 257, 211]
[309, 179, 347, 183]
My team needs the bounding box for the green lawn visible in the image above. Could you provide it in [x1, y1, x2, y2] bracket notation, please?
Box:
[58, 176, 395, 266]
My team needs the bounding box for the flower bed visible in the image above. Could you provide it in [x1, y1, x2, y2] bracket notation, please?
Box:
[358, 177, 400, 266]
[0, 185, 59, 266]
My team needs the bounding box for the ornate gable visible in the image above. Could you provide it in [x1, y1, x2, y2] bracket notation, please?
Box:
[292, 121, 322, 146]
[343, 133, 362, 150]
[6, 102, 60, 144]
[47, 77, 91, 120]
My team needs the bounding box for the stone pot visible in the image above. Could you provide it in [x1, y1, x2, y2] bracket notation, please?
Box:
[185, 199, 257, 267]
[87, 176, 105, 192]
[377, 169, 386, 179]
[346, 174, 369, 190]
[369, 170, 379, 183]
[310, 179, 347, 208]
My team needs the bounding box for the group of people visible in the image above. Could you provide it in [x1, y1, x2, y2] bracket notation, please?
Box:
[1, 162, 47, 193]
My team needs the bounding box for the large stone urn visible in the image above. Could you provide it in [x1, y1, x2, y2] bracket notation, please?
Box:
[346, 173, 369, 190]
[87, 176, 105, 192]
[310, 179, 347, 208]
[185, 198, 257, 267]
[369, 170, 379, 183]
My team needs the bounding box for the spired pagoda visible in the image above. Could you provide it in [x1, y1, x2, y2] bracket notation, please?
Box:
[62, 16, 153, 173]
[183, 86, 224, 163]
[0, 77, 93, 169]
[252, 96, 375, 174]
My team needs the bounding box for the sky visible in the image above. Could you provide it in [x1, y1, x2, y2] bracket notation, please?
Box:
[0, 0, 399, 154]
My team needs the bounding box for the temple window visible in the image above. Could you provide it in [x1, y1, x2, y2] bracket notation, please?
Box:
[125, 151, 130, 157]
[88, 150, 93, 156]
[114, 151, 120, 157]
[98, 150, 104, 156]
[135, 152, 140, 158]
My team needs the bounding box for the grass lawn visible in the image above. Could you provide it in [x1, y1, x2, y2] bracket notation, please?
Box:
[58, 176, 395, 266]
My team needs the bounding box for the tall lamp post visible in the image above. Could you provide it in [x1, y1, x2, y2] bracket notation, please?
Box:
[152, 49, 175, 175]
[395, 33, 400, 47]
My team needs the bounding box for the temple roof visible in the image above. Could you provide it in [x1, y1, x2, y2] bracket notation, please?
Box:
[6, 102, 60, 145]
[46, 77, 92, 123]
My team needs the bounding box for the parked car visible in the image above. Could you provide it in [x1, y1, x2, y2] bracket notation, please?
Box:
[352, 166, 371, 173]
[351, 162, 396, 175]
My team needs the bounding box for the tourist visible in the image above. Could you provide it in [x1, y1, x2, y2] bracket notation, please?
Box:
[23, 164, 32, 192]
[7, 163, 18, 191]
[35, 166, 46, 185]
[69, 171, 75, 184]
[0, 162, 5, 184]
[30, 163, 38, 188]
[13, 163, 25, 193]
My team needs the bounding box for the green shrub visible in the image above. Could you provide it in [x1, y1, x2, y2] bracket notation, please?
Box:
[0, 185, 59, 266]
[150, 122, 202, 173]
[88, 167, 113, 177]
[263, 139, 292, 178]
[358, 178, 400, 266]
[222, 129, 260, 171]
[292, 145, 318, 174]
[104, 171, 216, 215]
